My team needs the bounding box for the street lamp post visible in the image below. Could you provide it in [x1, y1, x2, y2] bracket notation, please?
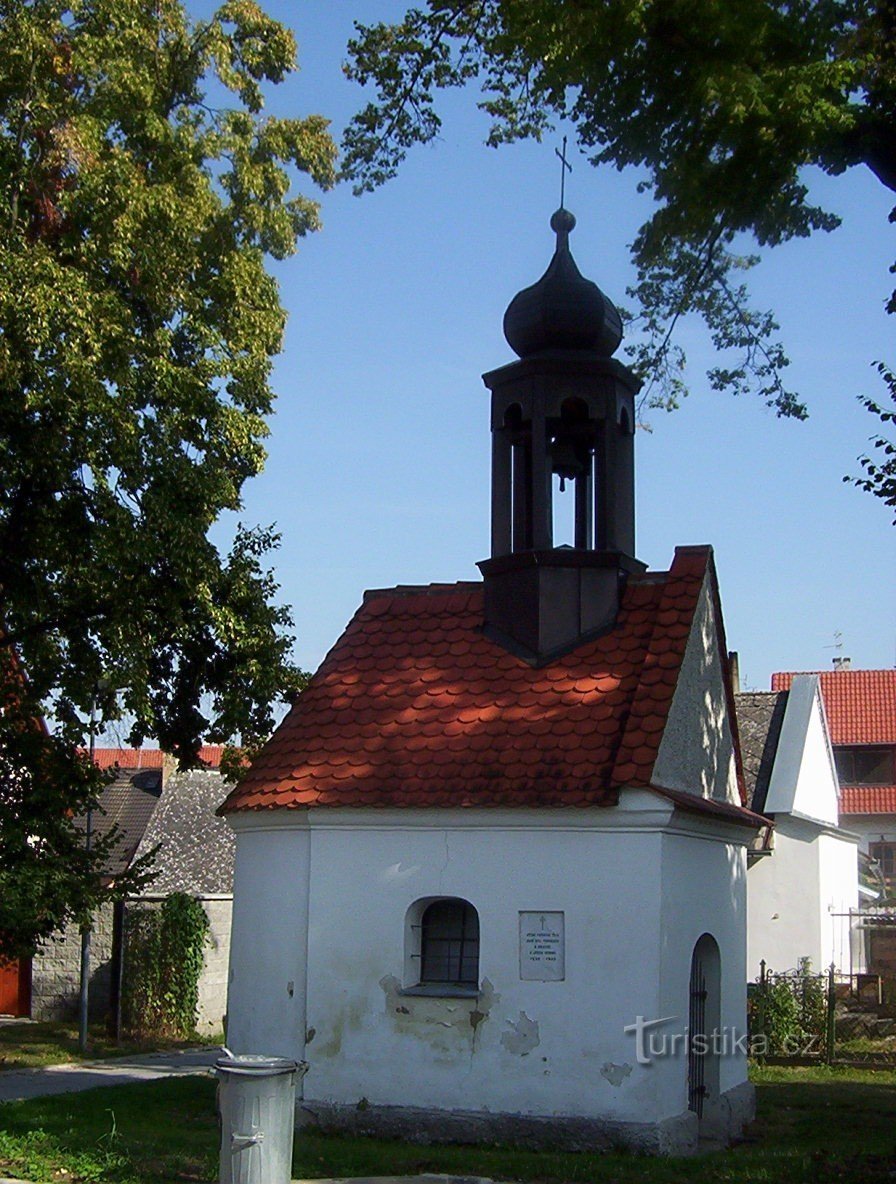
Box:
[77, 685, 99, 1054]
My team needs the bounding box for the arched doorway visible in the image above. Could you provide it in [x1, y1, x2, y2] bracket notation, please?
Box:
[688, 934, 721, 1120]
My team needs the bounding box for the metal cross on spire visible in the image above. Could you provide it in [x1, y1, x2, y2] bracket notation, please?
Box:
[555, 135, 572, 208]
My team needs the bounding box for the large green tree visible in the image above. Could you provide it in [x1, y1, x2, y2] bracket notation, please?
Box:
[342, 0, 895, 432]
[0, 0, 335, 956]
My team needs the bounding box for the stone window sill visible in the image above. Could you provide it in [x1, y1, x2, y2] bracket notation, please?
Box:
[399, 983, 479, 999]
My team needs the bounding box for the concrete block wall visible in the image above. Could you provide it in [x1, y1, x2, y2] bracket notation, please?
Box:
[30, 895, 231, 1031]
[30, 904, 115, 1022]
[196, 898, 231, 1036]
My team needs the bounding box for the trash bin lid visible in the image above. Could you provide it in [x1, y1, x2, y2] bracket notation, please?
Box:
[215, 1054, 297, 1077]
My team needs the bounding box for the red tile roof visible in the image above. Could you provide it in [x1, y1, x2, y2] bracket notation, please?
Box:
[840, 787, 896, 814]
[223, 547, 732, 813]
[770, 669, 896, 745]
[91, 746, 226, 770]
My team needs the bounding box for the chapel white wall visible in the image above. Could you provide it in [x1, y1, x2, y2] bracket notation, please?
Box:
[226, 806, 751, 1128]
[226, 822, 310, 1059]
[658, 833, 749, 1113]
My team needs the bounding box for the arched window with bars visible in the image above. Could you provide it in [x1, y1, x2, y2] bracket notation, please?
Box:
[406, 897, 480, 989]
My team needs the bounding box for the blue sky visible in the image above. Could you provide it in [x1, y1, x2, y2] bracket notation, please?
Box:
[214, 2, 895, 693]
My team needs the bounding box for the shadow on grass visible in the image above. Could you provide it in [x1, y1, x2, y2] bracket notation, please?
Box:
[0, 1020, 221, 1071]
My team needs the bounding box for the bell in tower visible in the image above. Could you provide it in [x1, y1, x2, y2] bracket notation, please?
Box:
[478, 208, 646, 661]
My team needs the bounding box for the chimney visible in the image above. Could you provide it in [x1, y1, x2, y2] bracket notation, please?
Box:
[832, 657, 851, 671]
[728, 651, 740, 694]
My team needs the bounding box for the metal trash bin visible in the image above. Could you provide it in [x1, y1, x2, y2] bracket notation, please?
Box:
[215, 1054, 299, 1184]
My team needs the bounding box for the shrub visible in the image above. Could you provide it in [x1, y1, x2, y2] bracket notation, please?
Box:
[122, 893, 209, 1038]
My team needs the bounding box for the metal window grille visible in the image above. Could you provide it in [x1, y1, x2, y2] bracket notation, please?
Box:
[688, 950, 707, 1118]
[420, 899, 479, 985]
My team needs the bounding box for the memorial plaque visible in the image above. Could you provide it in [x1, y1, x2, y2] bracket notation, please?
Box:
[519, 911, 565, 980]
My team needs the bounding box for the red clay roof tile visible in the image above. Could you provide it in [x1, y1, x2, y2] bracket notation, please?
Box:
[222, 550, 717, 812]
[840, 786, 896, 814]
[91, 746, 227, 770]
[771, 670, 896, 746]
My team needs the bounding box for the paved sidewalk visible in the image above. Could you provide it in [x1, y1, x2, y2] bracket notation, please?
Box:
[0, 1045, 221, 1103]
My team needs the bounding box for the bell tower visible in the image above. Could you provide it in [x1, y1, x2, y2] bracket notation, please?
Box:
[478, 208, 645, 661]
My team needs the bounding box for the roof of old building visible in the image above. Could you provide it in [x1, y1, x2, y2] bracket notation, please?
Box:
[135, 767, 234, 895]
[734, 691, 788, 814]
[771, 669, 896, 816]
[222, 546, 737, 813]
[840, 787, 896, 815]
[770, 669, 896, 746]
[87, 768, 163, 878]
[92, 746, 227, 770]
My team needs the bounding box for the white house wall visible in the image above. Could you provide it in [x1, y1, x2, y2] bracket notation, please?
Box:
[841, 815, 896, 858]
[226, 804, 752, 1138]
[747, 820, 858, 978]
[816, 832, 859, 974]
[652, 575, 738, 804]
[747, 823, 822, 977]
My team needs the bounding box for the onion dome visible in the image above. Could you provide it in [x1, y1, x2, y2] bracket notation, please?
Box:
[503, 208, 622, 358]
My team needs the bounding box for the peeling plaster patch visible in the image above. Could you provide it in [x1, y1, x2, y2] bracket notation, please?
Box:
[601, 1062, 633, 1087]
[501, 1011, 540, 1056]
[379, 975, 498, 1054]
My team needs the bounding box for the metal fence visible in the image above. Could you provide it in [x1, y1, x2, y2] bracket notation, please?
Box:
[749, 960, 896, 1067]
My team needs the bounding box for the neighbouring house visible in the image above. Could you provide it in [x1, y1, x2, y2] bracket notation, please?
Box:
[130, 761, 235, 1033]
[771, 666, 896, 977]
[736, 676, 859, 979]
[28, 746, 233, 1029]
[29, 752, 164, 1022]
[221, 208, 765, 1154]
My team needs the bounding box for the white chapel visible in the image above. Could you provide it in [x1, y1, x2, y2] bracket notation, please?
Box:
[222, 208, 765, 1154]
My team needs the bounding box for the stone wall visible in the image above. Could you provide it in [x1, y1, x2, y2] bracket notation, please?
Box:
[196, 897, 231, 1035]
[122, 896, 230, 1036]
[30, 904, 115, 1022]
[30, 895, 230, 1032]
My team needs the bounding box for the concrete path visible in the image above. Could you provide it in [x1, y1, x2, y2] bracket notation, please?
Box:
[0, 1045, 222, 1103]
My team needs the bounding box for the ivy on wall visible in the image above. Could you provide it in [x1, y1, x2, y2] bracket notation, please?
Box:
[122, 893, 210, 1038]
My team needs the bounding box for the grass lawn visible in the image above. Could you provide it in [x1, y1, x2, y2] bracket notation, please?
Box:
[0, 1021, 222, 1071]
[0, 1066, 895, 1183]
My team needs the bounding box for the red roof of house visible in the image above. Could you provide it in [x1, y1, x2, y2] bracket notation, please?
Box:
[92, 746, 226, 770]
[840, 786, 896, 814]
[223, 547, 736, 813]
[770, 669, 896, 745]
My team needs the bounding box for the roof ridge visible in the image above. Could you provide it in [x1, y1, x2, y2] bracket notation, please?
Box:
[772, 669, 896, 677]
[363, 580, 481, 602]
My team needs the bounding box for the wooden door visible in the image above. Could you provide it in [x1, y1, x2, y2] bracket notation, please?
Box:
[0, 958, 31, 1016]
